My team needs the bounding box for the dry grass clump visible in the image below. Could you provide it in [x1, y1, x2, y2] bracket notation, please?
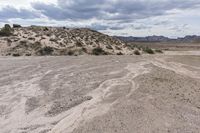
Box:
[143, 47, 155, 54]
[0, 24, 13, 36]
[134, 50, 141, 55]
[38, 46, 54, 55]
[92, 47, 108, 55]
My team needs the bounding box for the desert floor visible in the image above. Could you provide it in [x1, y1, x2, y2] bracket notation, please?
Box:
[0, 52, 200, 133]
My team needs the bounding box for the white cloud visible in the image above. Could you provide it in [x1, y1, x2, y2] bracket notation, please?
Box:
[0, 0, 200, 37]
[0, 0, 57, 8]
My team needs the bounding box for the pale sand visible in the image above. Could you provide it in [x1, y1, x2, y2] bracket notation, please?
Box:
[0, 27, 133, 56]
[0, 53, 200, 133]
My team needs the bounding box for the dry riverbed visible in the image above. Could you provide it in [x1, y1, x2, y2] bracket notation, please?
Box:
[0, 54, 200, 133]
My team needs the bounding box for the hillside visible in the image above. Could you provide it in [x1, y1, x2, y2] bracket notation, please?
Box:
[0, 26, 133, 56]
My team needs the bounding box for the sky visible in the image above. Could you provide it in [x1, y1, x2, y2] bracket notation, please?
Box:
[0, 0, 200, 37]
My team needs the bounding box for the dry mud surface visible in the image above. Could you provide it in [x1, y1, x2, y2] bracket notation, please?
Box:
[0, 54, 200, 133]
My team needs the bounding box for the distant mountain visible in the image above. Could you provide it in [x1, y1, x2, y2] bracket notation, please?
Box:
[115, 35, 200, 43]
[115, 36, 170, 42]
[176, 35, 200, 43]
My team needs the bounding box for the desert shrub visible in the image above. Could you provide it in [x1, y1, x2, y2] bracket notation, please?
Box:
[20, 40, 27, 45]
[12, 53, 20, 57]
[82, 47, 87, 53]
[25, 53, 31, 56]
[115, 46, 121, 50]
[49, 38, 57, 42]
[46, 33, 51, 36]
[106, 45, 113, 49]
[38, 46, 54, 55]
[0, 24, 13, 36]
[76, 42, 82, 47]
[41, 37, 46, 40]
[32, 41, 42, 50]
[134, 50, 141, 55]
[6, 53, 11, 56]
[4, 24, 12, 30]
[68, 50, 74, 56]
[92, 47, 107, 55]
[137, 47, 142, 50]
[13, 39, 19, 42]
[143, 47, 154, 54]
[126, 44, 135, 50]
[7, 39, 12, 43]
[95, 39, 99, 43]
[59, 42, 64, 47]
[28, 37, 35, 41]
[19, 40, 28, 48]
[155, 49, 163, 53]
[43, 27, 49, 31]
[117, 52, 123, 55]
[13, 24, 22, 28]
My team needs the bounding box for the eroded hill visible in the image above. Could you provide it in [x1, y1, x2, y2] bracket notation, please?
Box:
[0, 26, 133, 56]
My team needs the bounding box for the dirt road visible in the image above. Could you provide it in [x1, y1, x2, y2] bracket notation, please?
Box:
[0, 54, 200, 133]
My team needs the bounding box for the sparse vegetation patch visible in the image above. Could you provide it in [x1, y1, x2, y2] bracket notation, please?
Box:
[67, 50, 74, 56]
[12, 53, 20, 57]
[134, 50, 141, 55]
[143, 47, 155, 54]
[92, 47, 108, 55]
[38, 46, 54, 56]
[0, 27, 132, 56]
[0, 24, 13, 36]
[13, 24, 22, 28]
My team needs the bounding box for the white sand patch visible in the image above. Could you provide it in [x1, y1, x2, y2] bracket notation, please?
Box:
[50, 61, 151, 133]
[151, 57, 200, 79]
[164, 51, 200, 55]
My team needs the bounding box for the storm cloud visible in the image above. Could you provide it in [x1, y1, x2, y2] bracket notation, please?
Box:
[31, 0, 200, 20]
[0, 0, 200, 36]
[0, 6, 39, 19]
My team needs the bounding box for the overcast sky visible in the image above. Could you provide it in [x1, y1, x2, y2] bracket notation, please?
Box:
[0, 0, 200, 37]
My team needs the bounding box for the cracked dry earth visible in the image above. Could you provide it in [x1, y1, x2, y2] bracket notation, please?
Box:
[0, 54, 200, 133]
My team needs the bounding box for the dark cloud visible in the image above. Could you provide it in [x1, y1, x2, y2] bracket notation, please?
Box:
[31, 0, 107, 20]
[31, 0, 200, 21]
[0, 6, 39, 20]
[0, 0, 200, 32]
